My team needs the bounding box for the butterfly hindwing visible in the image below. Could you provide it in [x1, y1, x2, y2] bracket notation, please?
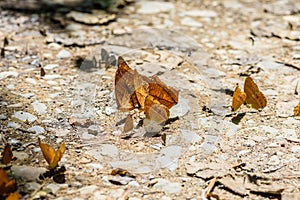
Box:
[244, 76, 267, 110]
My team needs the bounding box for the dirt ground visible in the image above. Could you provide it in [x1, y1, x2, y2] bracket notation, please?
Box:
[0, 0, 299, 199]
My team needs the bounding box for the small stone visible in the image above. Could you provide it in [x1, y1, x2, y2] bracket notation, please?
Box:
[32, 101, 47, 115]
[86, 163, 103, 170]
[181, 17, 203, 27]
[92, 191, 106, 200]
[13, 152, 29, 160]
[105, 106, 117, 116]
[25, 78, 37, 85]
[28, 126, 45, 134]
[153, 178, 182, 194]
[57, 49, 71, 59]
[137, 1, 174, 14]
[268, 155, 280, 165]
[261, 125, 278, 135]
[45, 183, 61, 194]
[237, 150, 251, 157]
[88, 125, 104, 136]
[25, 182, 41, 192]
[44, 64, 59, 70]
[181, 10, 218, 17]
[81, 132, 95, 140]
[169, 97, 189, 118]
[0, 71, 19, 80]
[12, 166, 47, 181]
[79, 185, 98, 195]
[180, 129, 202, 144]
[7, 121, 21, 129]
[0, 114, 7, 120]
[291, 146, 300, 153]
[43, 74, 62, 80]
[257, 60, 284, 71]
[12, 111, 37, 123]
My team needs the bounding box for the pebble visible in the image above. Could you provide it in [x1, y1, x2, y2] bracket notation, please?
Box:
[7, 103, 23, 108]
[44, 64, 59, 70]
[261, 125, 279, 135]
[181, 17, 203, 27]
[25, 78, 37, 85]
[137, 1, 174, 14]
[45, 183, 63, 194]
[87, 125, 105, 136]
[13, 152, 29, 160]
[12, 166, 47, 181]
[0, 71, 19, 80]
[276, 102, 295, 117]
[237, 150, 251, 157]
[28, 126, 45, 134]
[92, 191, 106, 200]
[57, 49, 71, 59]
[291, 146, 300, 153]
[201, 134, 219, 154]
[268, 155, 280, 165]
[12, 111, 37, 123]
[153, 178, 182, 194]
[180, 129, 202, 144]
[32, 101, 47, 115]
[43, 74, 62, 80]
[25, 182, 41, 192]
[169, 97, 190, 118]
[105, 106, 117, 116]
[257, 60, 284, 71]
[0, 114, 7, 120]
[157, 146, 182, 171]
[181, 10, 218, 17]
[81, 132, 96, 140]
[7, 121, 21, 129]
[86, 163, 103, 170]
[79, 185, 98, 195]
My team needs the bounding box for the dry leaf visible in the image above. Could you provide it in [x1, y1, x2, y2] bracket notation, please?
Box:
[294, 103, 300, 116]
[123, 114, 134, 133]
[38, 138, 65, 169]
[244, 76, 267, 110]
[0, 168, 17, 196]
[1, 143, 13, 165]
[232, 84, 247, 111]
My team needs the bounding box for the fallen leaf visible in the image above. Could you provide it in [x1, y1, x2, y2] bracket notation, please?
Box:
[38, 138, 65, 169]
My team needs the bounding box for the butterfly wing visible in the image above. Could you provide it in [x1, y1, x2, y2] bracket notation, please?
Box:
[244, 76, 267, 110]
[38, 138, 56, 166]
[294, 103, 300, 116]
[148, 75, 179, 109]
[123, 114, 134, 133]
[115, 56, 139, 111]
[49, 142, 65, 169]
[144, 95, 170, 124]
[1, 143, 13, 165]
[232, 85, 247, 111]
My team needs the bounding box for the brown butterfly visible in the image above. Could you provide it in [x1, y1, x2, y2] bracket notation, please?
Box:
[244, 76, 267, 110]
[1, 143, 14, 165]
[38, 138, 65, 169]
[0, 168, 18, 197]
[294, 103, 300, 116]
[5, 192, 21, 200]
[115, 56, 179, 130]
[231, 84, 246, 112]
[123, 114, 134, 133]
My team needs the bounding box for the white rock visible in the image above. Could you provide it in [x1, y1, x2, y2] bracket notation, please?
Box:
[257, 60, 284, 70]
[180, 129, 202, 144]
[137, 1, 174, 14]
[170, 97, 189, 118]
[86, 163, 103, 170]
[25, 182, 41, 192]
[12, 166, 46, 181]
[32, 101, 47, 115]
[43, 74, 62, 80]
[25, 78, 37, 85]
[79, 185, 98, 195]
[291, 146, 300, 153]
[0, 114, 7, 120]
[12, 111, 37, 123]
[7, 121, 21, 129]
[45, 183, 61, 193]
[44, 64, 59, 70]
[153, 178, 182, 194]
[28, 126, 45, 134]
[88, 125, 104, 136]
[261, 125, 278, 135]
[0, 71, 18, 80]
[181, 10, 218, 17]
[57, 49, 71, 59]
[181, 17, 203, 27]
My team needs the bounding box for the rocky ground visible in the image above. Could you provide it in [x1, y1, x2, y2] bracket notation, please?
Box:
[0, 0, 299, 199]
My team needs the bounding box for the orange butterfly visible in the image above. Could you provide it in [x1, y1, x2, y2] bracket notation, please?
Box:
[38, 138, 65, 169]
[294, 103, 300, 116]
[115, 56, 179, 129]
[244, 76, 267, 110]
[0, 168, 18, 197]
[232, 76, 267, 111]
[232, 84, 246, 112]
[1, 143, 13, 165]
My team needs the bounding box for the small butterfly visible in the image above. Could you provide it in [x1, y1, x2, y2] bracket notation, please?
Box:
[244, 76, 267, 110]
[38, 138, 65, 169]
[123, 114, 134, 133]
[294, 103, 300, 117]
[232, 84, 246, 112]
[1, 143, 13, 165]
[0, 168, 18, 196]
